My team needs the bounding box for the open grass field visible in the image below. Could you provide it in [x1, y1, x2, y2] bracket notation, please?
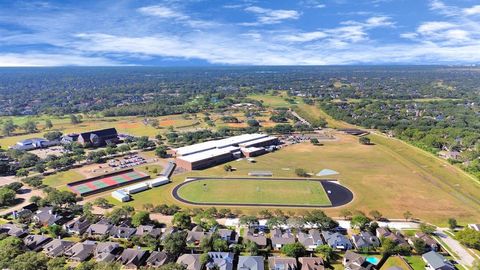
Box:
[104, 130, 480, 224]
[0, 114, 200, 148]
[248, 93, 295, 108]
[175, 179, 331, 206]
[43, 170, 85, 188]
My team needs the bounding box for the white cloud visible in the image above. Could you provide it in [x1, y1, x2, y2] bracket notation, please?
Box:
[243, 6, 300, 25]
[137, 5, 187, 19]
[0, 53, 120, 67]
[278, 31, 327, 42]
[417, 21, 456, 34]
[463, 5, 480, 16]
[137, 5, 217, 28]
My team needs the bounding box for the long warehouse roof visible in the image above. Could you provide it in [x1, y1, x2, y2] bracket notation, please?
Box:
[174, 133, 268, 156]
[176, 146, 239, 163]
[238, 136, 278, 147]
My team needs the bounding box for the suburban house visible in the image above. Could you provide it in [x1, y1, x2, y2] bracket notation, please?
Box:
[245, 228, 268, 247]
[408, 232, 439, 252]
[343, 251, 374, 270]
[268, 257, 298, 270]
[376, 228, 409, 246]
[160, 227, 177, 241]
[110, 226, 137, 239]
[217, 228, 239, 244]
[24, 234, 52, 251]
[271, 228, 295, 250]
[118, 248, 149, 269]
[95, 242, 121, 262]
[135, 225, 162, 238]
[422, 251, 455, 270]
[186, 226, 208, 245]
[62, 128, 119, 147]
[206, 252, 235, 270]
[177, 254, 202, 270]
[297, 229, 324, 251]
[238, 256, 264, 270]
[33, 207, 62, 226]
[351, 231, 380, 250]
[64, 217, 91, 235]
[87, 222, 113, 237]
[0, 223, 28, 237]
[146, 251, 169, 268]
[298, 257, 325, 270]
[42, 239, 74, 257]
[322, 231, 353, 250]
[65, 241, 97, 262]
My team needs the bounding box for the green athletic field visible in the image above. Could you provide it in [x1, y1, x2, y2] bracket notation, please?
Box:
[176, 179, 332, 206]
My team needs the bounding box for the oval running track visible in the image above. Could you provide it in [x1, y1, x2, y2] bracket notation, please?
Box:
[172, 177, 353, 208]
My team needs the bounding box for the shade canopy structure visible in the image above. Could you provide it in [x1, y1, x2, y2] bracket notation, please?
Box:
[316, 169, 339, 177]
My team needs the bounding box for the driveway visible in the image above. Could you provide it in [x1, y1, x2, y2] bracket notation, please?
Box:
[435, 228, 475, 268]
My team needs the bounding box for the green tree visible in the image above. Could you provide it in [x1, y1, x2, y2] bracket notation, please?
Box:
[132, 211, 150, 227]
[0, 236, 23, 269]
[118, 144, 131, 154]
[45, 119, 53, 130]
[380, 237, 397, 256]
[159, 263, 187, 270]
[93, 197, 112, 208]
[340, 209, 352, 220]
[172, 212, 192, 230]
[70, 114, 80, 125]
[163, 231, 187, 259]
[47, 257, 67, 270]
[295, 168, 309, 177]
[2, 119, 16, 136]
[280, 242, 306, 258]
[11, 251, 49, 270]
[448, 218, 458, 230]
[351, 214, 371, 230]
[155, 146, 168, 158]
[456, 228, 480, 249]
[403, 211, 413, 221]
[0, 187, 16, 206]
[213, 238, 229, 252]
[47, 224, 65, 238]
[369, 210, 382, 221]
[359, 137, 371, 145]
[316, 244, 335, 262]
[244, 240, 259, 255]
[16, 168, 29, 177]
[44, 131, 62, 141]
[413, 238, 427, 254]
[223, 164, 232, 172]
[303, 210, 338, 230]
[419, 223, 436, 235]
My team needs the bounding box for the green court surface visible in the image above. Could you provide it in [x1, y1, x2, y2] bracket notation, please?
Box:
[176, 179, 332, 206]
[69, 170, 148, 195]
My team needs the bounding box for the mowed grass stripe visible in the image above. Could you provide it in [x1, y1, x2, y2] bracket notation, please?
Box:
[176, 179, 332, 206]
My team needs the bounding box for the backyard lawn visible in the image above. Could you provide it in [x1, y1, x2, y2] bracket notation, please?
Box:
[176, 179, 331, 206]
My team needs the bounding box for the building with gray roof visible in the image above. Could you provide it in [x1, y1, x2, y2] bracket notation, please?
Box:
[422, 251, 455, 270]
[238, 256, 264, 270]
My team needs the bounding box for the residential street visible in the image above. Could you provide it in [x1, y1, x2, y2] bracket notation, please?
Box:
[435, 228, 476, 268]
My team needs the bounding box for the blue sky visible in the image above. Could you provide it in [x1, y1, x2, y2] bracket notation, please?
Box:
[0, 0, 479, 66]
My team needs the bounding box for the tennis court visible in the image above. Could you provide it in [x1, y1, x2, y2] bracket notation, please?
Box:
[68, 170, 149, 196]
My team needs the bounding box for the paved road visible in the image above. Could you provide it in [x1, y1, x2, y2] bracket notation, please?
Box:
[290, 110, 311, 126]
[435, 228, 476, 268]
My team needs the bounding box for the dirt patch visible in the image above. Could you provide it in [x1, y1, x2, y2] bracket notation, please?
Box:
[160, 120, 176, 126]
